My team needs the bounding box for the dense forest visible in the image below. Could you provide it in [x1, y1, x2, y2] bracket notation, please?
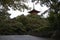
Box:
[0, 0, 60, 39]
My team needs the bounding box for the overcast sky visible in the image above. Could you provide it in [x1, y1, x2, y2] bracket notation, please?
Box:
[8, 0, 49, 18]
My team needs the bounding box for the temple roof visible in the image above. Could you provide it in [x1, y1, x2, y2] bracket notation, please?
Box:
[28, 9, 40, 13]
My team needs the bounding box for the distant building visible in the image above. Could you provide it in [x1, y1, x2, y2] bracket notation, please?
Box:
[28, 9, 40, 15]
[28, 3, 40, 15]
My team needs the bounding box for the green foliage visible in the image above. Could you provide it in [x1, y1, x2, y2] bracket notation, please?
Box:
[0, 13, 48, 35]
[0, 0, 29, 11]
[0, 10, 60, 38]
[48, 11, 60, 30]
[16, 14, 48, 34]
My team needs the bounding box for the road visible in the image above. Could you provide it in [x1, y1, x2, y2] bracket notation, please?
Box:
[0, 35, 54, 40]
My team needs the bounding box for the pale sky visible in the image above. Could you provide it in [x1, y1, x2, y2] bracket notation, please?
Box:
[8, 0, 49, 18]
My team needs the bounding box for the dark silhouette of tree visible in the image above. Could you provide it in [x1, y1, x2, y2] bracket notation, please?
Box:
[0, 0, 29, 12]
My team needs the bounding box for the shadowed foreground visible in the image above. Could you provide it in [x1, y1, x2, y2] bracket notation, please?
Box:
[0, 35, 55, 40]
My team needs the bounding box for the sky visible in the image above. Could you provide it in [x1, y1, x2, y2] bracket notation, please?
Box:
[8, 0, 49, 18]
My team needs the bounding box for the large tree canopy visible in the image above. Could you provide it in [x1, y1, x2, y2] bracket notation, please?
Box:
[31, 0, 60, 15]
[0, 0, 29, 11]
[0, 0, 60, 13]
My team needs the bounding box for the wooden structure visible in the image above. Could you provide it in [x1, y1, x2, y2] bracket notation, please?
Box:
[28, 9, 40, 15]
[28, 3, 40, 15]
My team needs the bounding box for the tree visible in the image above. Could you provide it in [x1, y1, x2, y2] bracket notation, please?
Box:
[16, 14, 48, 35]
[31, 0, 60, 14]
[0, 0, 29, 12]
[31, 0, 60, 38]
